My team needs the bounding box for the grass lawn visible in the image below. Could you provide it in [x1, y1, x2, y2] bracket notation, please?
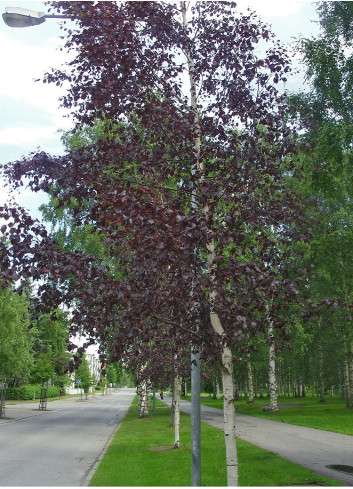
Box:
[190, 394, 353, 436]
[89, 397, 341, 487]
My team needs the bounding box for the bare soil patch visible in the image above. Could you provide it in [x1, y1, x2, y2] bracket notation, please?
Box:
[148, 445, 174, 452]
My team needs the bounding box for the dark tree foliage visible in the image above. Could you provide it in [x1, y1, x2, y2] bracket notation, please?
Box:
[0, 1, 308, 373]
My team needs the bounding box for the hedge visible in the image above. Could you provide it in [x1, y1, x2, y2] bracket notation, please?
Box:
[6, 385, 63, 400]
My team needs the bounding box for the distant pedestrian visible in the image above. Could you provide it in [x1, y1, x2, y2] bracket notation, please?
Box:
[59, 389, 63, 398]
[160, 391, 164, 400]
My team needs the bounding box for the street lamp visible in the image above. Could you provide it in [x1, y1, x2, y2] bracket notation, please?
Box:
[2, 7, 68, 28]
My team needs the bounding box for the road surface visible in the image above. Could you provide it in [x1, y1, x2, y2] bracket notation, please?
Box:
[0, 388, 135, 486]
[163, 395, 353, 486]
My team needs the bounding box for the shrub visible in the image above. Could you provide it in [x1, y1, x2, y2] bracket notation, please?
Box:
[47, 386, 61, 398]
[6, 385, 62, 400]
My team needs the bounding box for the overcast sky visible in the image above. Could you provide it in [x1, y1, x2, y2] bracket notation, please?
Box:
[0, 1, 321, 218]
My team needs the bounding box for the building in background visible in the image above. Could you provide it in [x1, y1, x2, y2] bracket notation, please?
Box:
[86, 353, 101, 384]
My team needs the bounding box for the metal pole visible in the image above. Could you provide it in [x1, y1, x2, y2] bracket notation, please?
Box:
[191, 348, 201, 486]
[44, 14, 70, 19]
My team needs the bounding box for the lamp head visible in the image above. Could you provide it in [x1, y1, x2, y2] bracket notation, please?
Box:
[2, 7, 46, 28]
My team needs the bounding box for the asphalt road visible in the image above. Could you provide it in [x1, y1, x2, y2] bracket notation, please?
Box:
[0, 388, 135, 486]
[163, 395, 353, 486]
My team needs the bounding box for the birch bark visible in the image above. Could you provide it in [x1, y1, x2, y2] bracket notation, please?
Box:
[172, 375, 182, 449]
[246, 353, 254, 403]
[146, 380, 152, 408]
[213, 376, 221, 400]
[233, 375, 239, 401]
[208, 242, 238, 486]
[216, 378, 221, 400]
[137, 367, 149, 418]
[170, 381, 175, 427]
[138, 379, 149, 418]
[267, 312, 278, 412]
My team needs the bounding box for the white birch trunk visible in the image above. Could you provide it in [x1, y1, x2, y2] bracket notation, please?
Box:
[209, 243, 238, 486]
[146, 380, 152, 408]
[170, 381, 175, 427]
[216, 378, 221, 400]
[137, 378, 149, 418]
[233, 375, 239, 401]
[267, 319, 278, 412]
[246, 353, 254, 403]
[213, 376, 221, 400]
[220, 343, 238, 486]
[172, 376, 182, 449]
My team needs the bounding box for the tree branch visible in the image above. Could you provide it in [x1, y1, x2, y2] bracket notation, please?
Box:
[152, 315, 203, 341]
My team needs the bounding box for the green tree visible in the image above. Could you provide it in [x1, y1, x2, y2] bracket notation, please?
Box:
[32, 310, 68, 354]
[0, 286, 34, 385]
[31, 309, 71, 387]
[74, 354, 93, 393]
[30, 352, 55, 386]
[290, 1, 353, 406]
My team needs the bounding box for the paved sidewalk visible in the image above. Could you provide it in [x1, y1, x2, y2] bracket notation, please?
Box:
[163, 395, 353, 485]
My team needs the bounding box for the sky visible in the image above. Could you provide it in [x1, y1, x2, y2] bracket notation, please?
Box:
[0, 0, 321, 217]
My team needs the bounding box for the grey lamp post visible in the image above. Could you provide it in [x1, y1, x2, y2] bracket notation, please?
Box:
[2, 7, 68, 28]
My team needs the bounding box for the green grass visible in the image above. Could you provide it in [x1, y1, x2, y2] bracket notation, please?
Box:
[89, 397, 341, 487]
[182, 394, 353, 436]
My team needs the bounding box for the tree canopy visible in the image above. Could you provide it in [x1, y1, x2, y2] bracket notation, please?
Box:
[0, 2, 312, 484]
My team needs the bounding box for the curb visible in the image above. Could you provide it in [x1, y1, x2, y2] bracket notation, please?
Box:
[81, 418, 123, 486]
